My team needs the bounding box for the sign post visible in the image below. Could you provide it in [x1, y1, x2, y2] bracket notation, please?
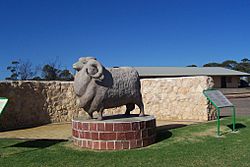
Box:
[0, 97, 8, 115]
[203, 89, 236, 136]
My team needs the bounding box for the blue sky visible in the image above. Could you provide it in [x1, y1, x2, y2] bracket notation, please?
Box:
[0, 0, 250, 80]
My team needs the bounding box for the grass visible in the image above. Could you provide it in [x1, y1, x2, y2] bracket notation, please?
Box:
[0, 117, 250, 167]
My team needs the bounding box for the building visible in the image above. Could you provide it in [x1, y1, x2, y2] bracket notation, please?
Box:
[134, 67, 250, 88]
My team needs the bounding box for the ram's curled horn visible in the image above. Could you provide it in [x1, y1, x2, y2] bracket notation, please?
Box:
[73, 61, 83, 71]
[73, 57, 97, 71]
[79, 57, 96, 63]
[86, 59, 104, 79]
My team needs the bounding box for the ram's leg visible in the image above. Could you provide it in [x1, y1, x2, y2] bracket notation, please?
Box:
[87, 112, 93, 120]
[97, 108, 104, 121]
[136, 99, 145, 117]
[125, 103, 135, 115]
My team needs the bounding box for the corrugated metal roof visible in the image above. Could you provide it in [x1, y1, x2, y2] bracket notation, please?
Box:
[131, 67, 250, 77]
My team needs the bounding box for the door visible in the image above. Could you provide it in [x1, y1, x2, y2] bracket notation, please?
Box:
[221, 76, 227, 88]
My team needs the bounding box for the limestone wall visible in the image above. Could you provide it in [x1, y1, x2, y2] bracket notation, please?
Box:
[0, 76, 213, 131]
[0, 81, 82, 131]
[108, 76, 214, 121]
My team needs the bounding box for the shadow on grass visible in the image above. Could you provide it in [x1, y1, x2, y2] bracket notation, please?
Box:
[0, 139, 67, 157]
[220, 116, 230, 119]
[155, 124, 186, 143]
[227, 123, 247, 131]
[8, 139, 66, 148]
[0, 123, 52, 132]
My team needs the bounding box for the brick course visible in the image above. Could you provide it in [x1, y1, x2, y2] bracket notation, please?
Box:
[72, 116, 156, 150]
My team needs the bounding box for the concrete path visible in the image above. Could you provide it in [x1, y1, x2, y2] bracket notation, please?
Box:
[219, 88, 250, 99]
[221, 97, 250, 117]
[0, 123, 72, 140]
[0, 120, 196, 140]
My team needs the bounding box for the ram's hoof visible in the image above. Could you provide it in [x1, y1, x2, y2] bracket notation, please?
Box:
[87, 115, 93, 120]
[139, 113, 145, 117]
[125, 112, 130, 116]
[97, 117, 103, 121]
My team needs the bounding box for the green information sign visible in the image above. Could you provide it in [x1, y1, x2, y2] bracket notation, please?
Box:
[0, 97, 8, 115]
[203, 89, 236, 136]
[203, 90, 233, 108]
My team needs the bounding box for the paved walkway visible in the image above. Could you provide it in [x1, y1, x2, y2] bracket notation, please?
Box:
[219, 88, 250, 98]
[219, 88, 250, 94]
[221, 97, 250, 117]
[0, 120, 197, 140]
[0, 123, 72, 140]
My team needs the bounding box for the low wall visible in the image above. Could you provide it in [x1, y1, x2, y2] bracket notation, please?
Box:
[0, 76, 213, 131]
[0, 81, 82, 131]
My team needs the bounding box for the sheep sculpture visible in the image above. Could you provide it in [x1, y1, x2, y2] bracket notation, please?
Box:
[73, 57, 145, 120]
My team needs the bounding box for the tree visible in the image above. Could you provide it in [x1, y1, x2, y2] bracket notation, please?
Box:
[6, 60, 38, 80]
[6, 58, 74, 81]
[6, 61, 19, 80]
[221, 60, 238, 70]
[41, 60, 74, 81]
[41, 64, 61, 80]
[203, 62, 221, 67]
[186, 65, 197, 67]
[58, 69, 74, 81]
[241, 58, 250, 63]
[32, 76, 42, 80]
[235, 62, 250, 73]
[202, 59, 250, 72]
[19, 60, 36, 80]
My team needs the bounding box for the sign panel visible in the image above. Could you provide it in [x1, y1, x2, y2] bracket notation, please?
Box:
[0, 98, 8, 114]
[204, 90, 233, 108]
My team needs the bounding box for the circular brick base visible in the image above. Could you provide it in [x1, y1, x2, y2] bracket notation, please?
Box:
[72, 114, 156, 150]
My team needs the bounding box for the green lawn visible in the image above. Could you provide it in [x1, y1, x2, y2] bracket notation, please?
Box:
[0, 117, 250, 167]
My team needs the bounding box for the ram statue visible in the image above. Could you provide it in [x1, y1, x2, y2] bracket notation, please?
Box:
[73, 57, 145, 120]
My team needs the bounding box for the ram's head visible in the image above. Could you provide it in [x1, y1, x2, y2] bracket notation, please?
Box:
[73, 57, 104, 80]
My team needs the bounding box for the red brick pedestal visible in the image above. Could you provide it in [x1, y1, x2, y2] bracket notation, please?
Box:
[72, 115, 156, 150]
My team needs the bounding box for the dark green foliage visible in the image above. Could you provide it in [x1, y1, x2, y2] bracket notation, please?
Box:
[236, 58, 250, 73]
[6, 60, 37, 80]
[241, 58, 250, 63]
[221, 60, 238, 70]
[186, 64, 197, 67]
[58, 69, 74, 81]
[6, 59, 74, 81]
[6, 61, 20, 80]
[203, 58, 250, 73]
[41, 64, 74, 81]
[32, 76, 42, 80]
[41, 64, 61, 80]
[203, 62, 221, 67]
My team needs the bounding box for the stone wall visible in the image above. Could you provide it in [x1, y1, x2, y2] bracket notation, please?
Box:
[0, 76, 213, 131]
[0, 81, 82, 131]
[108, 76, 214, 121]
